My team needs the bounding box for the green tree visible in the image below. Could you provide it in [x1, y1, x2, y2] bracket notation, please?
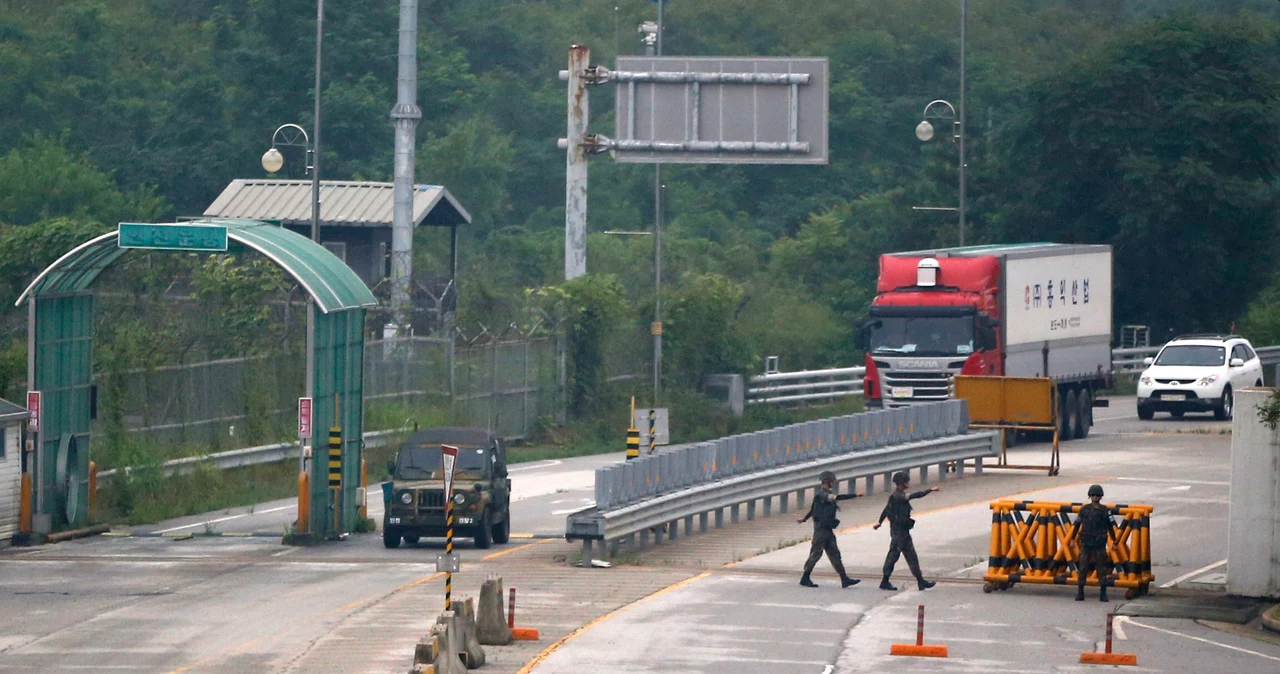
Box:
[988, 13, 1280, 335]
[664, 274, 752, 386]
[528, 274, 627, 418]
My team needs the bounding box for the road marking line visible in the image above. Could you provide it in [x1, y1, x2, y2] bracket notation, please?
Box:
[509, 460, 563, 472]
[1159, 558, 1227, 588]
[482, 538, 555, 561]
[1115, 477, 1228, 486]
[1113, 615, 1129, 640]
[821, 666, 834, 674]
[515, 571, 713, 674]
[1125, 618, 1280, 662]
[152, 505, 294, 533]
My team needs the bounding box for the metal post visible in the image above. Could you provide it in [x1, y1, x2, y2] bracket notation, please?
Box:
[390, 0, 422, 331]
[958, 0, 966, 247]
[653, 3, 664, 404]
[311, 0, 324, 244]
[27, 298, 40, 516]
[445, 497, 454, 608]
[564, 45, 590, 280]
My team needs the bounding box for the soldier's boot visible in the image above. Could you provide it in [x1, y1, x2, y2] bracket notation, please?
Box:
[1099, 586, 1109, 602]
[916, 578, 936, 591]
[879, 576, 897, 591]
[841, 575, 860, 588]
[799, 573, 818, 588]
[1075, 587, 1086, 601]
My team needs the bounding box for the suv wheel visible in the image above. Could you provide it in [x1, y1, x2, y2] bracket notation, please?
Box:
[1137, 403, 1154, 421]
[383, 528, 402, 549]
[493, 512, 511, 544]
[1214, 387, 1234, 421]
[474, 508, 493, 549]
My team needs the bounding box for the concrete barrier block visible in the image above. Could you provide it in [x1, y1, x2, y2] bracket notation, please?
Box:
[455, 597, 487, 668]
[413, 634, 440, 665]
[476, 578, 513, 645]
[431, 613, 469, 674]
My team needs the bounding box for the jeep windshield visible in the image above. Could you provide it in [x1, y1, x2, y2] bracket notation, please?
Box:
[868, 315, 975, 357]
[1154, 345, 1225, 367]
[395, 446, 491, 480]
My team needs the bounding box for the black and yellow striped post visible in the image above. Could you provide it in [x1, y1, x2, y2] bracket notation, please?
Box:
[328, 423, 342, 534]
[444, 495, 454, 610]
[648, 408, 656, 456]
[626, 396, 640, 460]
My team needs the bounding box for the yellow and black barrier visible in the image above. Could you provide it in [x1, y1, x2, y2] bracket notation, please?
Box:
[983, 500, 1153, 599]
[955, 375, 1060, 476]
[625, 396, 640, 460]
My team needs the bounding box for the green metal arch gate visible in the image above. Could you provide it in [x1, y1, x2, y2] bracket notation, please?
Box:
[18, 220, 374, 539]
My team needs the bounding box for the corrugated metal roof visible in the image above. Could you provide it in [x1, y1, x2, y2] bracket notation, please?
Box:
[0, 397, 28, 421]
[17, 220, 377, 314]
[203, 179, 471, 228]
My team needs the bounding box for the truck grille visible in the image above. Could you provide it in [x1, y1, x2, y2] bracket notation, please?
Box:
[418, 491, 446, 509]
[881, 370, 959, 407]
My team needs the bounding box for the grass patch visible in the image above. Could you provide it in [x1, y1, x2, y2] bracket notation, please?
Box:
[96, 460, 299, 526]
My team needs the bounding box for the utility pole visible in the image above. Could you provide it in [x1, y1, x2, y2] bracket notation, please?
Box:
[652, 0, 664, 405]
[390, 0, 422, 333]
[958, 0, 967, 247]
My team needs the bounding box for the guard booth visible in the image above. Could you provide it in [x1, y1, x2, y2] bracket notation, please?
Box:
[16, 219, 374, 538]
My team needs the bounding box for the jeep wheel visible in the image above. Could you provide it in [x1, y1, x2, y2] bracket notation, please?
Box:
[403, 535, 420, 546]
[383, 529, 401, 549]
[474, 508, 493, 549]
[493, 512, 511, 544]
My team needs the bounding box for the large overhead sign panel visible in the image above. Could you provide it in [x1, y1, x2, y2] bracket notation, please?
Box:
[613, 56, 829, 165]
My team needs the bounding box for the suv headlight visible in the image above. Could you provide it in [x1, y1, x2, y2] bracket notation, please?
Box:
[1197, 374, 1220, 386]
[453, 493, 467, 505]
[1139, 376, 1152, 385]
[400, 491, 414, 505]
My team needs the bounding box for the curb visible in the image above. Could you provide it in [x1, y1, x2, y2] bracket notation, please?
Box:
[1262, 603, 1280, 635]
[46, 523, 111, 544]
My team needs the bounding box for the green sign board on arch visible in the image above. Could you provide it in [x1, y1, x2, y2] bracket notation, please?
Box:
[118, 223, 228, 252]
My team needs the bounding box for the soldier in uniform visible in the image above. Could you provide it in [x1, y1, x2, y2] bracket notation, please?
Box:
[796, 470, 861, 588]
[874, 471, 939, 591]
[1074, 484, 1113, 602]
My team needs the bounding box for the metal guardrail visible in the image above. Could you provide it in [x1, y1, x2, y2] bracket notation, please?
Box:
[96, 429, 403, 480]
[749, 343, 1280, 404]
[566, 401, 1000, 561]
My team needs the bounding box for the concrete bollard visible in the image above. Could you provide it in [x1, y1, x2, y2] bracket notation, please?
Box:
[476, 581, 514, 646]
[431, 613, 469, 674]
[412, 633, 440, 668]
[409, 665, 436, 674]
[454, 597, 486, 668]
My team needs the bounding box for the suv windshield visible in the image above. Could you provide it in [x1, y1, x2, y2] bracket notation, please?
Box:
[395, 446, 491, 480]
[1154, 345, 1225, 367]
[868, 315, 974, 356]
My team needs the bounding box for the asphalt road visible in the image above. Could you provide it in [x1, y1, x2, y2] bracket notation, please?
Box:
[531, 397, 1280, 674]
[3, 394, 1273, 674]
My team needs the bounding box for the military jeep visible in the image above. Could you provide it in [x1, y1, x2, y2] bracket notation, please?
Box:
[382, 427, 511, 549]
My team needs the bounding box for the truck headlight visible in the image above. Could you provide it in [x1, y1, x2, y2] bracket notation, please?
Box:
[400, 492, 414, 505]
[453, 493, 467, 505]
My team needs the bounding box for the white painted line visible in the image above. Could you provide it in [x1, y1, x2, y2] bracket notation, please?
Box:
[1112, 615, 1129, 640]
[1115, 477, 1229, 486]
[1159, 558, 1227, 588]
[152, 505, 294, 533]
[1168, 485, 1192, 491]
[821, 666, 833, 674]
[551, 506, 594, 515]
[1125, 618, 1280, 663]
[509, 460, 562, 472]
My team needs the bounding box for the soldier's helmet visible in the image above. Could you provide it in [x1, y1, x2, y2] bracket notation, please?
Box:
[892, 471, 910, 486]
[1088, 484, 1104, 497]
[819, 470, 837, 484]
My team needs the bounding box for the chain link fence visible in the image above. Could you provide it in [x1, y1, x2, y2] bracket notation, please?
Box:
[97, 321, 568, 454]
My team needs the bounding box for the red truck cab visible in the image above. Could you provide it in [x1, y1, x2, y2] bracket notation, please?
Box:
[862, 255, 1001, 408]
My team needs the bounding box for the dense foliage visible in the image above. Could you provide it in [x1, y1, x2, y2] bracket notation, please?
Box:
[4, 0, 1280, 402]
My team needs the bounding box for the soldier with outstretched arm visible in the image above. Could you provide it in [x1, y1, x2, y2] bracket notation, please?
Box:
[873, 471, 939, 591]
[796, 470, 862, 588]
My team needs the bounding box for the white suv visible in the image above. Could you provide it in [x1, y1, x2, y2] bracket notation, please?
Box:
[1136, 334, 1264, 421]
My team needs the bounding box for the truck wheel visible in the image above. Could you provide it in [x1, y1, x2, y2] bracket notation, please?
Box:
[383, 529, 402, 549]
[474, 508, 493, 549]
[1076, 389, 1092, 440]
[493, 512, 511, 544]
[1137, 403, 1154, 421]
[1214, 387, 1233, 421]
[1061, 390, 1078, 441]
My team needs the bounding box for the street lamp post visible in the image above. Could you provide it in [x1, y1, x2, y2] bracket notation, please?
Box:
[639, 17, 663, 406]
[916, 99, 965, 247]
[915, 0, 966, 247]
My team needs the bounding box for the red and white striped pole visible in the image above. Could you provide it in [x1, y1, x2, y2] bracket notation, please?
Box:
[1104, 612, 1114, 654]
[916, 604, 925, 646]
[508, 587, 516, 630]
